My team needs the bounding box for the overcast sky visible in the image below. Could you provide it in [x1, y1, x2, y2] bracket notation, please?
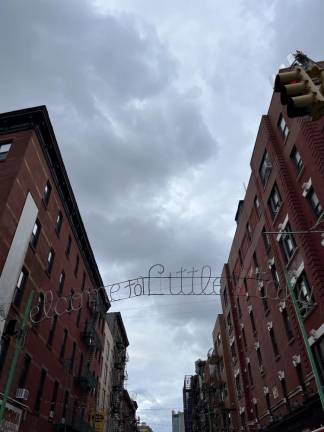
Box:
[1, 1, 323, 430]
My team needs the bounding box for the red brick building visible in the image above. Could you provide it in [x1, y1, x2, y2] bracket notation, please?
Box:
[0, 106, 110, 431]
[220, 61, 324, 431]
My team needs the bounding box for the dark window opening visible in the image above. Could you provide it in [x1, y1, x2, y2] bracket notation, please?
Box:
[34, 369, 47, 413]
[47, 316, 57, 347]
[268, 183, 282, 219]
[0, 142, 12, 161]
[282, 308, 293, 340]
[30, 220, 41, 249]
[65, 235, 72, 257]
[18, 354, 31, 388]
[55, 211, 63, 235]
[294, 271, 314, 318]
[259, 150, 272, 186]
[291, 146, 303, 174]
[43, 181, 52, 207]
[14, 268, 28, 308]
[74, 255, 79, 277]
[269, 328, 279, 357]
[47, 248, 55, 276]
[60, 329, 68, 361]
[279, 223, 297, 263]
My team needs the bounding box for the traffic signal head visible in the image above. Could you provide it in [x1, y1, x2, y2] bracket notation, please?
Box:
[274, 65, 324, 120]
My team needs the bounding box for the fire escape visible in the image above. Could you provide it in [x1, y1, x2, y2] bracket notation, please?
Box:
[110, 341, 129, 432]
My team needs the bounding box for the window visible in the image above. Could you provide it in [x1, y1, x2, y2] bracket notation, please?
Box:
[278, 114, 289, 140]
[238, 249, 243, 266]
[65, 235, 72, 257]
[295, 363, 307, 396]
[279, 223, 297, 263]
[227, 313, 233, 333]
[254, 196, 261, 218]
[34, 369, 47, 413]
[294, 271, 314, 317]
[252, 252, 259, 273]
[47, 248, 55, 275]
[260, 286, 269, 313]
[47, 316, 57, 347]
[270, 262, 280, 290]
[313, 336, 324, 386]
[262, 227, 271, 251]
[43, 181, 52, 206]
[30, 220, 41, 249]
[231, 342, 237, 361]
[223, 287, 228, 307]
[259, 150, 272, 186]
[250, 311, 257, 334]
[76, 309, 81, 328]
[307, 187, 323, 219]
[237, 297, 242, 318]
[244, 278, 248, 297]
[291, 146, 304, 174]
[50, 381, 59, 418]
[55, 211, 63, 235]
[81, 272, 86, 291]
[14, 268, 28, 307]
[235, 375, 242, 399]
[60, 329, 68, 360]
[58, 271, 65, 294]
[280, 377, 291, 411]
[269, 328, 279, 357]
[247, 362, 253, 386]
[242, 327, 247, 349]
[265, 392, 272, 415]
[62, 391, 69, 419]
[0, 142, 12, 161]
[246, 222, 252, 240]
[268, 183, 282, 219]
[74, 255, 79, 277]
[33, 293, 44, 325]
[70, 342, 76, 373]
[18, 354, 31, 388]
[282, 308, 293, 340]
[0, 338, 10, 373]
[256, 347, 262, 366]
[78, 353, 84, 377]
[253, 401, 259, 420]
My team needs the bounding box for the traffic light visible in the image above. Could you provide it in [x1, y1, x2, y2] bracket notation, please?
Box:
[274, 65, 324, 120]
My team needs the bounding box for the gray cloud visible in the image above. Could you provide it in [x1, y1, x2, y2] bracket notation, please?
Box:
[1, 0, 322, 430]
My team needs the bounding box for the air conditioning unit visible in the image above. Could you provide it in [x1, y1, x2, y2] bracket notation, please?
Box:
[16, 388, 29, 400]
[302, 179, 312, 197]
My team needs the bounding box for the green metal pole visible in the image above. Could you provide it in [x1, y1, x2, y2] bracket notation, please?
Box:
[0, 290, 34, 424]
[284, 269, 324, 411]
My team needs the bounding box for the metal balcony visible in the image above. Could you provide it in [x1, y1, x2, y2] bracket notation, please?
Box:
[82, 323, 102, 351]
[75, 368, 97, 392]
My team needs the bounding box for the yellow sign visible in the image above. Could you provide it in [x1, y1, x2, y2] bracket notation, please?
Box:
[94, 411, 105, 432]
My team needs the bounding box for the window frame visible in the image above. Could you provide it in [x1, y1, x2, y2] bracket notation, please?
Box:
[30, 220, 41, 249]
[307, 187, 323, 219]
[55, 211, 63, 236]
[268, 183, 282, 219]
[279, 223, 297, 263]
[0, 142, 12, 161]
[259, 150, 272, 187]
[14, 268, 28, 308]
[43, 181, 52, 207]
[278, 114, 289, 141]
[290, 146, 304, 174]
[46, 248, 55, 276]
[293, 271, 314, 318]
